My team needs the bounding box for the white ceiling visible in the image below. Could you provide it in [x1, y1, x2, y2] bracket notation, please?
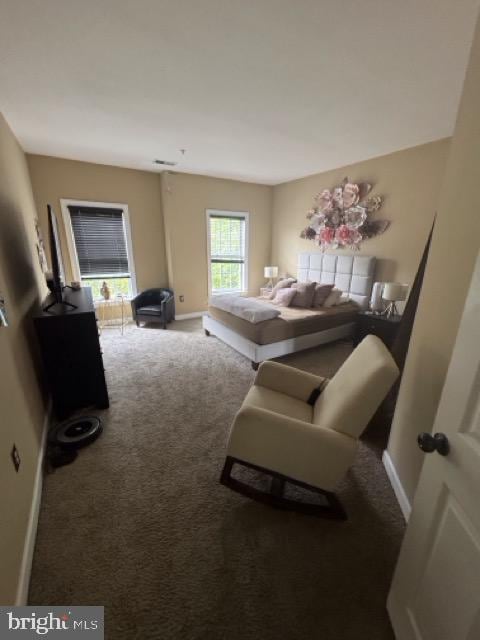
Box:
[0, 0, 479, 185]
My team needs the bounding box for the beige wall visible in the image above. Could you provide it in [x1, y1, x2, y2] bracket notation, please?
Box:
[26, 158, 273, 317]
[271, 139, 450, 292]
[161, 172, 272, 314]
[29, 140, 450, 322]
[387, 14, 480, 502]
[27, 155, 168, 293]
[0, 114, 47, 604]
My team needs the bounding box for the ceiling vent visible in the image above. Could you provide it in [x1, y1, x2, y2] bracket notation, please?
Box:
[153, 159, 177, 166]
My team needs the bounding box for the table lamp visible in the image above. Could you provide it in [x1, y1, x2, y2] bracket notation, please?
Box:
[382, 283, 409, 318]
[264, 266, 278, 290]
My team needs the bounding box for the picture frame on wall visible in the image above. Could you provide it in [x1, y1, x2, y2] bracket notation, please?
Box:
[0, 295, 8, 327]
[35, 218, 48, 273]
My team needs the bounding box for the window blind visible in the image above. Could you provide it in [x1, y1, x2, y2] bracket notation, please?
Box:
[208, 213, 247, 292]
[209, 215, 245, 264]
[68, 206, 129, 277]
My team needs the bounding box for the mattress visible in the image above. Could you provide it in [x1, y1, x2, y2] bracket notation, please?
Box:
[207, 301, 359, 345]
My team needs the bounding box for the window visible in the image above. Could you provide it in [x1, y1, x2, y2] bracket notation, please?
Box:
[61, 200, 136, 299]
[207, 210, 248, 294]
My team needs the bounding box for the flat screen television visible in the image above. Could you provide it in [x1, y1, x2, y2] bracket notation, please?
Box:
[44, 204, 76, 312]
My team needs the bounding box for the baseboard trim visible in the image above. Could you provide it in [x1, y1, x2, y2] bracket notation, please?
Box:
[382, 450, 411, 522]
[175, 312, 205, 320]
[15, 402, 50, 605]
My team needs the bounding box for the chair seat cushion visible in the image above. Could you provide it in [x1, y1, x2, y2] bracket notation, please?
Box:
[243, 385, 312, 423]
[137, 305, 163, 315]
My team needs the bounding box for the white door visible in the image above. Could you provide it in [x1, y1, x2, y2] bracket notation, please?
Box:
[388, 250, 480, 640]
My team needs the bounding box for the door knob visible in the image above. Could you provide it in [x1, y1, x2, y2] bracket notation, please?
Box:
[417, 432, 449, 456]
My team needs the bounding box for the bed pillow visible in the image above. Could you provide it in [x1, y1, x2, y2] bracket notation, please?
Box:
[323, 288, 343, 308]
[291, 281, 316, 308]
[268, 277, 296, 299]
[271, 287, 296, 307]
[312, 283, 335, 307]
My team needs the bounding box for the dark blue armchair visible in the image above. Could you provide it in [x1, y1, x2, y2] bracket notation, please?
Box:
[131, 288, 175, 329]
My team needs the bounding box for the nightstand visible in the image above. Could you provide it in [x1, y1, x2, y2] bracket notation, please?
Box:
[260, 287, 273, 298]
[353, 312, 401, 349]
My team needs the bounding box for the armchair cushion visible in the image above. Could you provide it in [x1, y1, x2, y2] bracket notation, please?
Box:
[243, 385, 313, 423]
[313, 335, 399, 437]
[255, 361, 326, 404]
[227, 406, 357, 491]
[137, 305, 163, 315]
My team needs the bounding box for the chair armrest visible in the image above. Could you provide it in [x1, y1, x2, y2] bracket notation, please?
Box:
[228, 405, 357, 491]
[131, 296, 142, 316]
[255, 361, 326, 403]
[163, 294, 175, 320]
[131, 292, 147, 309]
[161, 293, 174, 306]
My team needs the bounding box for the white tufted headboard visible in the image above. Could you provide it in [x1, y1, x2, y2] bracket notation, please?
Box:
[297, 253, 376, 310]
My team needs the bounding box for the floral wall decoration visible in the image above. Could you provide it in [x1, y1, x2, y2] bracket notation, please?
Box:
[300, 177, 390, 250]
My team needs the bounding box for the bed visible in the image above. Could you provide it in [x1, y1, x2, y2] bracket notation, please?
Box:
[202, 253, 376, 368]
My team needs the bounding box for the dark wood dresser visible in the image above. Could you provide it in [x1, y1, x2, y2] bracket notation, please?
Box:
[353, 311, 402, 350]
[34, 287, 109, 419]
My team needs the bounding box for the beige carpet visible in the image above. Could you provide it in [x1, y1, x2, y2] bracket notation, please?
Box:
[29, 319, 404, 640]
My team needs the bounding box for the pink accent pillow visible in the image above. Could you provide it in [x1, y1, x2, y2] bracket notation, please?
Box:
[291, 281, 316, 308]
[272, 288, 296, 307]
[312, 284, 334, 307]
[268, 277, 296, 299]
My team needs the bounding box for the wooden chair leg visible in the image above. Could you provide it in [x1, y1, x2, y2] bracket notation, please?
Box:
[220, 456, 347, 520]
[220, 455, 234, 484]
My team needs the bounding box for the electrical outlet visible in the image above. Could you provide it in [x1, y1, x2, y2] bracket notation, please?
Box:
[179, 295, 184, 303]
[11, 444, 20, 472]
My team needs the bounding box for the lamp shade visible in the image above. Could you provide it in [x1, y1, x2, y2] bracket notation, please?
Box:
[264, 266, 278, 278]
[382, 283, 408, 302]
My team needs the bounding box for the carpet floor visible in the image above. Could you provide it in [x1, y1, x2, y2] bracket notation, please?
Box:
[29, 319, 404, 640]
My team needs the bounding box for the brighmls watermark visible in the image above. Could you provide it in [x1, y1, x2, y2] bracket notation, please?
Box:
[0, 607, 103, 638]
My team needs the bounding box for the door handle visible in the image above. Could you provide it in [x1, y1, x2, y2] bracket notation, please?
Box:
[417, 432, 450, 456]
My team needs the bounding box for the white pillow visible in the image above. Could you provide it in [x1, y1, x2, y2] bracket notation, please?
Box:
[323, 288, 342, 308]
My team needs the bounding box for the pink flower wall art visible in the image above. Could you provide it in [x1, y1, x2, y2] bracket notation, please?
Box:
[300, 177, 390, 250]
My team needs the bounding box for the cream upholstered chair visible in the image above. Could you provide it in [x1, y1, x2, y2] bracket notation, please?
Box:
[220, 335, 399, 519]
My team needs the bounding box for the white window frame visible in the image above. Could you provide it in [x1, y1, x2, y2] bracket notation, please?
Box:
[206, 209, 249, 295]
[60, 198, 137, 297]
